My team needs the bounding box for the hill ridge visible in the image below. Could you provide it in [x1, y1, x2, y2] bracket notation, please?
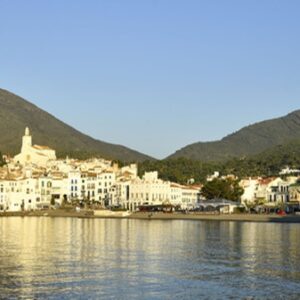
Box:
[0, 88, 153, 162]
[168, 109, 300, 161]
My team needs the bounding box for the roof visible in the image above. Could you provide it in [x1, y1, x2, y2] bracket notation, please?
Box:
[87, 172, 97, 178]
[33, 145, 53, 151]
[258, 177, 277, 185]
[122, 171, 134, 176]
[170, 183, 182, 188]
[181, 186, 200, 191]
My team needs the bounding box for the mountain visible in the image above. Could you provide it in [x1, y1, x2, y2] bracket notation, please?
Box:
[0, 88, 153, 162]
[139, 140, 300, 184]
[168, 110, 300, 161]
[221, 139, 300, 177]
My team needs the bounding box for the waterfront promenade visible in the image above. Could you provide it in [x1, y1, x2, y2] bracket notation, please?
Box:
[1, 209, 300, 223]
[130, 211, 300, 223]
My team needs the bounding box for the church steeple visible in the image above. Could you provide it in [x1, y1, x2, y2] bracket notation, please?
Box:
[25, 127, 30, 136]
[21, 127, 32, 152]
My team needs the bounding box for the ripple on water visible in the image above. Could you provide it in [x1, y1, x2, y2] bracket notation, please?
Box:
[0, 218, 300, 299]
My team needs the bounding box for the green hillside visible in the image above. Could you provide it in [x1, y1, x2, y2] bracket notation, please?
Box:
[0, 88, 152, 162]
[139, 139, 300, 184]
[168, 110, 300, 161]
[222, 139, 300, 178]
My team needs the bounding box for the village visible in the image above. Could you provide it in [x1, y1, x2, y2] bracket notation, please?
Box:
[0, 128, 300, 215]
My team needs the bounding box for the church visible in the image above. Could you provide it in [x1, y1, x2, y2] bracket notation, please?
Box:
[14, 127, 56, 166]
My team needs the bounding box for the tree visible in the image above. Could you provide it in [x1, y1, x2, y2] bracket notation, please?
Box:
[201, 178, 244, 201]
[50, 196, 56, 206]
[0, 152, 6, 167]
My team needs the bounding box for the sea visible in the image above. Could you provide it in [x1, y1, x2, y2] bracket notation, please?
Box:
[0, 217, 300, 299]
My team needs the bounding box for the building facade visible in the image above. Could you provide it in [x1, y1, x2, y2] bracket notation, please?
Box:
[14, 127, 56, 166]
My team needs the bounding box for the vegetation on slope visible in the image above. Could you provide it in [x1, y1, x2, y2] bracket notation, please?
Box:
[139, 158, 219, 184]
[0, 151, 6, 167]
[139, 140, 300, 184]
[169, 110, 300, 161]
[0, 88, 152, 162]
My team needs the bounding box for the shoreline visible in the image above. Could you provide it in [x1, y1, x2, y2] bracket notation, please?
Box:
[1, 210, 300, 223]
[129, 212, 300, 223]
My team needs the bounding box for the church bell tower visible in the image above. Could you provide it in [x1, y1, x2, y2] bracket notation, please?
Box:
[21, 127, 32, 153]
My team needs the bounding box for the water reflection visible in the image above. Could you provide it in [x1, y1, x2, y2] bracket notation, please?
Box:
[0, 217, 300, 299]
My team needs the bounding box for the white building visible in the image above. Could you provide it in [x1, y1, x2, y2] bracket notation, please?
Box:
[265, 177, 290, 204]
[120, 164, 138, 179]
[68, 170, 81, 200]
[14, 127, 56, 167]
[126, 171, 171, 211]
[279, 167, 300, 175]
[240, 178, 260, 205]
[0, 178, 42, 212]
[240, 177, 290, 206]
[122, 171, 201, 211]
[170, 183, 183, 207]
[1, 132, 204, 213]
[95, 171, 116, 206]
[170, 183, 200, 209]
[207, 171, 220, 182]
[181, 186, 200, 209]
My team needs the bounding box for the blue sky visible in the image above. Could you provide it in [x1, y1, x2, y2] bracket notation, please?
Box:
[1, 0, 300, 159]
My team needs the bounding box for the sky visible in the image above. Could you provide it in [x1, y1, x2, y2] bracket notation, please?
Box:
[0, 0, 300, 159]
